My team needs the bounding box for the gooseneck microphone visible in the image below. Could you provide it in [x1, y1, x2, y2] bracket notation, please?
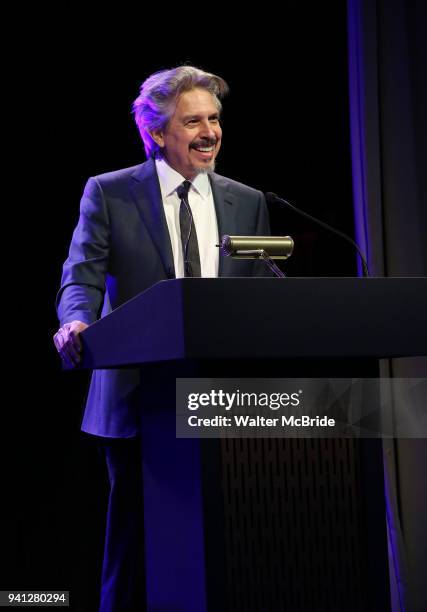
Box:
[265, 192, 370, 277]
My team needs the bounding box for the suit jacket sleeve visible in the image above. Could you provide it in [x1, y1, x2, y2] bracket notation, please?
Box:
[56, 177, 110, 326]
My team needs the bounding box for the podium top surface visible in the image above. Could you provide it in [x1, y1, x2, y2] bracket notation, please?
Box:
[80, 277, 427, 368]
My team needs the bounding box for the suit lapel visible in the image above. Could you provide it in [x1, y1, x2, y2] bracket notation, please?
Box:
[210, 173, 238, 277]
[128, 163, 239, 279]
[129, 158, 175, 277]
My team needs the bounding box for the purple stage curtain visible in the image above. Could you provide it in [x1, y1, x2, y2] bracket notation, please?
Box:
[348, 1, 427, 611]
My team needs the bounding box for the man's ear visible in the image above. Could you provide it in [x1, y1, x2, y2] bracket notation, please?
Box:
[149, 129, 165, 148]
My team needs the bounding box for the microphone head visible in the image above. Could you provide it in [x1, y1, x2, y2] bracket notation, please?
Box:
[265, 192, 278, 204]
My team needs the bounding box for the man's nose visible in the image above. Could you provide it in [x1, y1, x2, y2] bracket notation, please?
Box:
[199, 121, 217, 139]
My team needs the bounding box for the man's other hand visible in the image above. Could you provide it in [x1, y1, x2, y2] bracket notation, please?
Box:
[53, 321, 89, 368]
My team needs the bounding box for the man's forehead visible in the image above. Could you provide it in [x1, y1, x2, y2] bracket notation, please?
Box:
[175, 88, 218, 114]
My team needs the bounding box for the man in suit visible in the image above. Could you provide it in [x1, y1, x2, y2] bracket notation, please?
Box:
[53, 66, 272, 611]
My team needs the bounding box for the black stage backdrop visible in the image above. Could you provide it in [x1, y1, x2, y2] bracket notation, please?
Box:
[4, 4, 357, 610]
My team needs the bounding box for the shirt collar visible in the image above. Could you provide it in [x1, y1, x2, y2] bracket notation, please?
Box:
[155, 157, 210, 200]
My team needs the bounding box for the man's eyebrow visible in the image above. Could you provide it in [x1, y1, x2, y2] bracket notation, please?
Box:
[182, 112, 220, 121]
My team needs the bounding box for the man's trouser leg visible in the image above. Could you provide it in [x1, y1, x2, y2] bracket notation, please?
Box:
[98, 437, 146, 612]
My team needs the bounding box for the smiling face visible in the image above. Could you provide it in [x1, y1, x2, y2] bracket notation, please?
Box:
[150, 88, 222, 180]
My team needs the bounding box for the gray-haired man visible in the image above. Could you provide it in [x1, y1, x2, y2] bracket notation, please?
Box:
[54, 66, 272, 611]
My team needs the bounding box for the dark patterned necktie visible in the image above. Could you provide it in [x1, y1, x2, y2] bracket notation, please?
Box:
[177, 180, 201, 277]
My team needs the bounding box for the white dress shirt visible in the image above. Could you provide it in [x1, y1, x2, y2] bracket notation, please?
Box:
[155, 158, 219, 278]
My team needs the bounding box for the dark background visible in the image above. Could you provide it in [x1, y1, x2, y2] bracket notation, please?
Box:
[4, 4, 357, 610]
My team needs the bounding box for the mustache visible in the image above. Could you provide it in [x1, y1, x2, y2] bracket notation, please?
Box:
[191, 138, 218, 148]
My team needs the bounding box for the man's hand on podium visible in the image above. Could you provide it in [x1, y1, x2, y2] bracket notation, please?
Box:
[53, 320, 89, 368]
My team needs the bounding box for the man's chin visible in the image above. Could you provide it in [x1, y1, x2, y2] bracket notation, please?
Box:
[194, 160, 216, 175]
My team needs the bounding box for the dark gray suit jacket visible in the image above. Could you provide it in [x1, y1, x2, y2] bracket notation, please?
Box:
[57, 158, 272, 437]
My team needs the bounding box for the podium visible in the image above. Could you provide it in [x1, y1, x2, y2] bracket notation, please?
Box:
[81, 278, 427, 612]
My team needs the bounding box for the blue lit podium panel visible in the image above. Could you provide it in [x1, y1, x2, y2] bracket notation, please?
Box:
[80, 278, 426, 612]
[81, 277, 427, 368]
